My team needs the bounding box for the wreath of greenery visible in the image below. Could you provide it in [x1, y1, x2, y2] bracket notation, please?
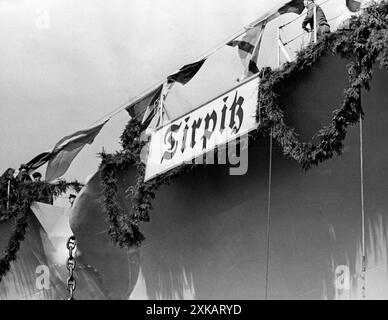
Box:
[99, 119, 195, 248]
[1, 3, 388, 273]
[0, 179, 82, 282]
[257, 3, 388, 169]
[98, 3, 388, 250]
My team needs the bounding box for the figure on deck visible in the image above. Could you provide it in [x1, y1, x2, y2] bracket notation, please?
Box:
[32, 171, 42, 182]
[302, 0, 330, 41]
[16, 164, 32, 182]
[68, 194, 76, 207]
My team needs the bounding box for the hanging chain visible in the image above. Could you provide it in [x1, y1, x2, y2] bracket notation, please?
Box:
[66, 235, 77, 300]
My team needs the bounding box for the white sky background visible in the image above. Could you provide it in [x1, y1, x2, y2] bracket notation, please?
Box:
[0, 0, 349, 182]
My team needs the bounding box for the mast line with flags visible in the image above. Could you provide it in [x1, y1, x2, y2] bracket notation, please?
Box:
[88, 24, 248, 127]
[21, 1, 309, 178]
[17, 4, 265, 178]
[89, 0, 315, 127]
[88, 2, 293, 127]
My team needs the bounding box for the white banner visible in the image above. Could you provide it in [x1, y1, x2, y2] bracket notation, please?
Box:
[144, 76, 259, 181]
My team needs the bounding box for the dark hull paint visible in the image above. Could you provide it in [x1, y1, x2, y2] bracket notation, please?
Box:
[1, 54, 387, 299]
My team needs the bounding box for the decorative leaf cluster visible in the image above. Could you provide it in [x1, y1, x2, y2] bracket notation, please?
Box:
[99, 118, 195, 248]
[0, 179, 82, 282]
[1, 3, 384, 260]
[98, 3, 388, 250]
[257, 2, 388, 169]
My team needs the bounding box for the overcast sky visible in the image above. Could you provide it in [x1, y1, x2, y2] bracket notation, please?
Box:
[0, 0, 349, 182]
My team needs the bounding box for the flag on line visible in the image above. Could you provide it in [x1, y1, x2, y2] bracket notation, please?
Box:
[125, 84, 163, 121]
[144, 81, 174, 133]
[167, 58, 207, 85]
[228, 0, 305, 80]
[24, 121, 108, 181]
[144, 59, 207, 130]
[45, 120, 108, 182]
[126, 58, 207, 131]
[346, 0, 361, 12]
[277, 0, 305, 17]
[25, 151, 52, 172]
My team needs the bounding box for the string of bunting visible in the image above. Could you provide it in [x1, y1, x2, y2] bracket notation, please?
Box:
[1, 3, 388, 276]
[98, 2, 388, 249]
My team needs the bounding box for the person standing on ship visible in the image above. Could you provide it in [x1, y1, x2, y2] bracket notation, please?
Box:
[302, 0, 330, 42]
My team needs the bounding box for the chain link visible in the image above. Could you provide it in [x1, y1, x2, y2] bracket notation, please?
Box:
[66, 235, 77, 300]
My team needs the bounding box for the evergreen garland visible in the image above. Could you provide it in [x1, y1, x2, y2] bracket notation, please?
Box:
[257, 3, 388, 169]
[0, 179, 82, 282]
[98, 3, 388, 250]
[99, 118, 195, 248]
[2, 3, 387, 258]
[96, 3, 388, 250]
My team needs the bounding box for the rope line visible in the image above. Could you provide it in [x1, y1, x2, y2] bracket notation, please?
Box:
[90, 1, 323, 128]
[360, 112, 366, 299]
[264, 132, 273, 300]
[357, 51, 366, 299]
[88, 23, 252, 127]
[284, 14, 342, 46]
[279, 0, 332, 29]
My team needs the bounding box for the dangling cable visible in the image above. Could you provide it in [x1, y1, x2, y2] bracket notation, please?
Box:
[264, 131, 273, 300]
[88, 23, 250, 128]
[357, 53, 366, 299]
